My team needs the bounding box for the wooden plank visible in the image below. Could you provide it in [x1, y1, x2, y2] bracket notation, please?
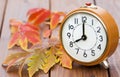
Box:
[0, 0, 7, 37]
[51, 0, 94, 13]
[0, 0, 49, 77]
[51, 64, 108, 77]
[108, 44, 120, 77]
[96, 0, 120, 30]
[50, 0, 109, 77]
[94, 0, 120, 77]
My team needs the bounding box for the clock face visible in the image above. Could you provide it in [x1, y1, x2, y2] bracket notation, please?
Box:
[61, 12, 107, 62]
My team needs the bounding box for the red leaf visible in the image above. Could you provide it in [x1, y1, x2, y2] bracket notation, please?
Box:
[50, 12, 66, 30]
[27, 8, 50, 26]
[8, 19, 41, 50]
[33, 9, 50, 25]
[25, 31, 40, 45]
[8, 32, 20, 49]
[27, 8, 46, 22]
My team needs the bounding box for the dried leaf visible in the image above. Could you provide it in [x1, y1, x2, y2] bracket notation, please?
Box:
[18, 59, 26, 77]
[8, 20, 41, 50]
[2, 52, 30, 71]
[27, 8, 50, 26]
[8, 32, 20, 49]
[10, 19, 23, 34]
[43, 50, 59, 73]
[57, 47, 72, 69]
[43, 29, 52, 38]
[27, 49, 58, 77]
[50, 12, 66, 30]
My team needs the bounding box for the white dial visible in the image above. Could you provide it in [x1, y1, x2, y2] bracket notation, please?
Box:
[61, 12, 107, 62]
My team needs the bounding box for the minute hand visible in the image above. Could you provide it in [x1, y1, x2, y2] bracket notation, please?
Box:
[83, 21, 85, 36]
[82, 20, 87, 40]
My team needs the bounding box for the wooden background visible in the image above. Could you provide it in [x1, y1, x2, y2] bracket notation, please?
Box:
[0, 0, 120, 77]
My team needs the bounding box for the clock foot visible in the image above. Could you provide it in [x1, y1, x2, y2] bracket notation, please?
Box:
[100, 60, 109, 69]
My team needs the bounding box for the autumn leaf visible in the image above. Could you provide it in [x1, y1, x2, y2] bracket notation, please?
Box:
[56, 46, 72, 69]
[48, 37, 72, 69]
[27, 8, 50, 26]
[10, 19, 23, 34]
[50, 12, 66, 30]
[2, 52, 30, 71]
[8, 19, 41, 50]
[27, 49, 58, 77]
[43, 29, 52, 38]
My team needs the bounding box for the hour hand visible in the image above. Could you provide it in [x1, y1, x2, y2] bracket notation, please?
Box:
[74, 37, 83, 43]
[74, 35, 87, 43]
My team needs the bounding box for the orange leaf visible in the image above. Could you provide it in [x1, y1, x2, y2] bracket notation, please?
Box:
[27, 8, 46, 22]
[27, 8, 50, 26]
[33, 9, 50, 25]
[59, 50, 72, 69]
[8, 19, 41, 50]
[50, 12, 66, 30]
[10, 19, 23, 26]
[25, 31, 40, 45]
[8, 32, 20, 49]
[10, 19, 23, 34]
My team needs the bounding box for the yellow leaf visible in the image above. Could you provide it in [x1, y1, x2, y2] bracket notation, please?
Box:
[27, 49, 58, 77]
[19, 36, 28, 51]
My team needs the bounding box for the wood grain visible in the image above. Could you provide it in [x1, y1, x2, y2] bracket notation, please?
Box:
[96, 0, 120, 77]
[50, 0, 109, 77]
[0, 0, 49, 77]
[51, 63, 108, 77]
[0, 0, 7, 37]
[96, 0, 120, 30]
[51, 0, 94, 13]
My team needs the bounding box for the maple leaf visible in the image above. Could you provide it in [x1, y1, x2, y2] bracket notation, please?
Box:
[50, 12, 66, 30]
[55, 45, 73, 69]
[2, 52, 30, 71]
[8, 19, 41, 50]
[27, 8, 50, 26]
[27, 49, 58, 77]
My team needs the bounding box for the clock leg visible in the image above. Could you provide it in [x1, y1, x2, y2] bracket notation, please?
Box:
[100, 60, 109, 69]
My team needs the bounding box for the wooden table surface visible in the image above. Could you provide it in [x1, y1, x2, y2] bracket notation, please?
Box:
[0, 0, 120, 77]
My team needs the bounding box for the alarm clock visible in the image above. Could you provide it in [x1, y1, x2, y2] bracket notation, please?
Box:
[60, 3, 119, 68]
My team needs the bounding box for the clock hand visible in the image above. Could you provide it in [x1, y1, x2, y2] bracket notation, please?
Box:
[74, 35, 87, 43]
[82, 19, 87, 40]
[74, 36, 83, 43]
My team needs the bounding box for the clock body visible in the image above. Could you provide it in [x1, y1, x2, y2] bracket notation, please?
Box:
[60, 6, 119, 66]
